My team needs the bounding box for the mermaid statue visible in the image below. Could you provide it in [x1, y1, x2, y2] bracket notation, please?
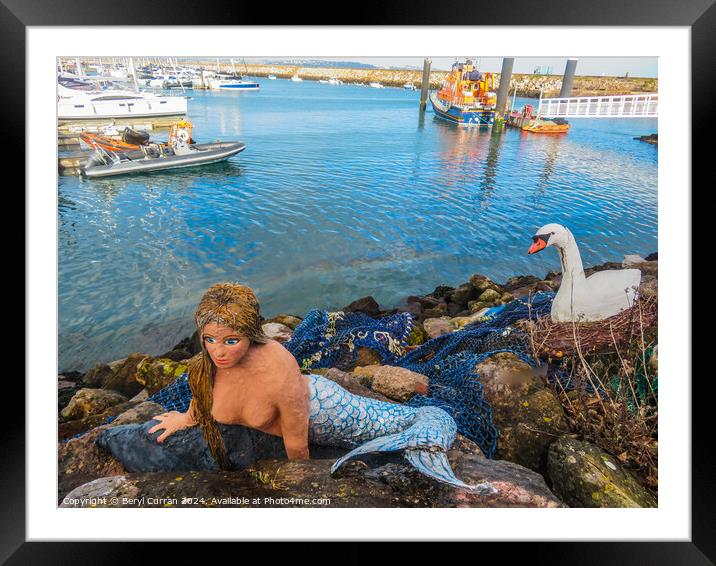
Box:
[97, 283, 497, 494]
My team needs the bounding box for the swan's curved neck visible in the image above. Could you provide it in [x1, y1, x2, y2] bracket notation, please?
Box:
[557, 231, 585, 282]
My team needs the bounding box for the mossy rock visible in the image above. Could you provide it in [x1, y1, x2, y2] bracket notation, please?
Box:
[407, 323, 427, 346]
[547, 436, 656, 508]
[135, 357, 189, 395]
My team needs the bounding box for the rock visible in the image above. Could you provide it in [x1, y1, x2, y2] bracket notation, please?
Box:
[468, 301, 489, 313]
[58, 426, 126, 502]
[135, 357, 189, 395]
[631, 260, 658, 277]
[635, 133, 658, 145]
[406, 322, 427, 346]
[508, 280, 555, 298]
[371, 366, 429, 402]
[547, 436, 656, 507]
[60, 448, 563, 508]
[346, 347, 382, 370]
[504, 275, 542, 292]
[58, 379, 76, 390]
[448, 284, 480, 307]
[351, 365, 383, 387]
[61, 388, 129, 420]
[82, 363, 113, 388]
[407, 295, 440, 310]
[266, 314, 303, 330]
[396, 302, 423, 319]
[324, 368, 394, 403]
[429, 285, 455, 300]
[644, 252, 658, 261]
[477, 288, 501, 304]
[450, 310, 490, 329]
[421, 302, 448, 319]
[171, 330, 202, 357]
[447, 302, 464, 317]
[623, 254, 646, 266]
[475, 353, 568, 475]
[342, 296, 381, 318]
[101, 353, 148, 397]
[58, 401, 166, 501]
[500, 293, 514, 304]
[261, 322, 293, 343]
[423, 317, 453, 339]
[468, 274, 502, 294]
[129, 389, 150, 403]
[157, 349, 192, 362]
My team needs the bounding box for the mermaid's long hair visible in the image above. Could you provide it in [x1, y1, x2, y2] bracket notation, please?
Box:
[188, 283, 269, 469]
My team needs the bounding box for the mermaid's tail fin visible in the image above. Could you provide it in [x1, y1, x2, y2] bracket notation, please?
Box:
[404, 449, 497, 495]
[329, 406, 497, 494]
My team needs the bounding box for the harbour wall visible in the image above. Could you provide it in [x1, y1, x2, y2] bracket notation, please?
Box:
[189, 62, 658, 98]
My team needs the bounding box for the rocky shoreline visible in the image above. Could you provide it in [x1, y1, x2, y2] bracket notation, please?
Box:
[189, 62, 658, 98]
[58, 252, 658, 508]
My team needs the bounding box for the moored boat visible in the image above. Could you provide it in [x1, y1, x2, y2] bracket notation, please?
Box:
[291, 75, 303, 82]
[430, 59, 497, 126]
[81, 120, 245, 178]
[208, 74, 260, 90]
[506, 104, 570, 133]
[58, 85, 187, 121]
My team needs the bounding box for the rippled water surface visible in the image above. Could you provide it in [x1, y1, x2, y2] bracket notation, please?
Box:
[59, 81, 658, 370]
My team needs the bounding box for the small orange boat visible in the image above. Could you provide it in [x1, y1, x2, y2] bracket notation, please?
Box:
[506, 104, 570, 133]
[80, 127, 151, 152]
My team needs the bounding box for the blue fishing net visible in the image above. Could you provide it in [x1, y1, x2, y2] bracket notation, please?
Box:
[399, 292, 554, 457]
[284, 309, 414, 371]
[147, 372, 192, 413]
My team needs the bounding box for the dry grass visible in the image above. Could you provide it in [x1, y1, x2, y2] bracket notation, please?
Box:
[522, 296, 658, 495]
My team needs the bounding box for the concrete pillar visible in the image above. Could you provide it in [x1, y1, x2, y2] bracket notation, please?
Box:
[496, 57, 515, 115]
[559, 58, 578, 98]
[419, 58, 431, 111]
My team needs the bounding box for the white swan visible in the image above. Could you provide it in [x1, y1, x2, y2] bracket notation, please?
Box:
[528, 223, 641, 322]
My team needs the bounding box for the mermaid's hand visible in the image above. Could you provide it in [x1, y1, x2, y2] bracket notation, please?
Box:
[147, 411, 194, 443]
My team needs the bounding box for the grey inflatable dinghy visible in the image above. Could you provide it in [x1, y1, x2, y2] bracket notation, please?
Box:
[81, 141, 246, 178]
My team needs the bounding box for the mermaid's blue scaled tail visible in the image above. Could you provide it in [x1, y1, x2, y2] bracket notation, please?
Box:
[327, 403, 497, 493]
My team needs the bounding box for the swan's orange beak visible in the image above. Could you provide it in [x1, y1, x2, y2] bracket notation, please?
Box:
[528, 237, 547, 254]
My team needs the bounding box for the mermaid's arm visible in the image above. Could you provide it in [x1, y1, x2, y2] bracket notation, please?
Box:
[276, 374, 311, 459]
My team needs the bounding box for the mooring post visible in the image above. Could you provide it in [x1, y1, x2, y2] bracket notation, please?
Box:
[496, 57, 515, 116]
[559, 58, 578, 98]
[419, 58, 431, 111]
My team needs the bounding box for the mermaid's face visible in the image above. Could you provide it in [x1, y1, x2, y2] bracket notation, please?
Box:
[202, 322, 250, 369]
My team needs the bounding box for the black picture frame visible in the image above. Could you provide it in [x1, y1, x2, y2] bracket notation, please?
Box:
[9, 0, 706, 561]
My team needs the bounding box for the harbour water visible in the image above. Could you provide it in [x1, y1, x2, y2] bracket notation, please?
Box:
[58, 79, 658, 371]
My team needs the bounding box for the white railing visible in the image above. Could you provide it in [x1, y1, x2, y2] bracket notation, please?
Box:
[537, 94, 658, 118]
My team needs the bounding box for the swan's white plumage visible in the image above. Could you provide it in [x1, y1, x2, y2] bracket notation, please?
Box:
[531, 224, 642, 322]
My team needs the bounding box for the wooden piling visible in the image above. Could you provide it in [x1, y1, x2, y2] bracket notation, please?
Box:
[419, 58, 431, 111]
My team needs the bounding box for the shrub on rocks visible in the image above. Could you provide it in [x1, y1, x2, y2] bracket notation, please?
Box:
[406, 323, 427, 346]
[135, 357, 189, 395]
[60, 388, 129, 420]
[371, 366, 429, 402]
[547, 436, 657, 508]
